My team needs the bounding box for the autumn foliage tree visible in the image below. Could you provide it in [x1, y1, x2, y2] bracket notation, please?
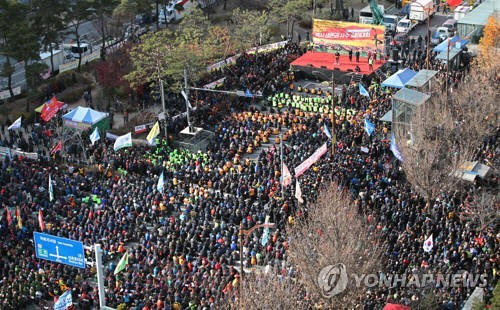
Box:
[478, 14, 500, 66]
[95, 42, 133, 101]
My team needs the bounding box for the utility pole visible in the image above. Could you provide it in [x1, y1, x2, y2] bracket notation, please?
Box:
[94, 244, 106, 309]
[239, 222, 244, 309]
[160, 79, 168, 140]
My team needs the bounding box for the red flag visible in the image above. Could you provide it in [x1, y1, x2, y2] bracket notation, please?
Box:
[41, 96, 64, 122]
[38, 209, 45, 231]
[50, 141, 62, 154]
[5, 208, 12, 226]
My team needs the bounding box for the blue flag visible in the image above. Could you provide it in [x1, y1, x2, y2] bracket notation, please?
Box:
[261, 215, 270, 246]
[54, 290, 73, 310]
[323, 123, 332, 139]
[245, 89, 253, 98]
[390, 133, 403, 161]
[89, 127, 100, 145]
[359, 83, 370, 98]
[364, 118, 376, 136]
[157, 172, 164, 192]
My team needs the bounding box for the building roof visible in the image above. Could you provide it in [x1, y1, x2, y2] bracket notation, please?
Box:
[436, 48, 462, 61]
[406, 70, 438, 88]
[458, 0, 498, 27]
[392, 88, 431, 106]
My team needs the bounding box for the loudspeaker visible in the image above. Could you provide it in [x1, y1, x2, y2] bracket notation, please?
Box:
[320, 65, 327, 69]
[392, 49, 399, 62]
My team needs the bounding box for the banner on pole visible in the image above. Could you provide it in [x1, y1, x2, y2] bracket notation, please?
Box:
[294, 143, 328, 177]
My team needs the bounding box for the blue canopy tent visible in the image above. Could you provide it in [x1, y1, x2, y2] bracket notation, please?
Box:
[62, 106, 110, 131]
[381, 68, 417, 89]
[433, 36, 469, 53]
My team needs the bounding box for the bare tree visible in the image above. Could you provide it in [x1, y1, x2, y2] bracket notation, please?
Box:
[396, 62, 499, 200]
[286, 183, 382, 308]
[224, 273, 312, 309]
[460, 189, 500, 233]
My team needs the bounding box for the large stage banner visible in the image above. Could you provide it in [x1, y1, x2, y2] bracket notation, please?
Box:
[312, 19, 385, 54]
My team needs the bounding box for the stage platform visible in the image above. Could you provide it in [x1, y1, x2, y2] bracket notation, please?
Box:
[291, 52, 386, 82]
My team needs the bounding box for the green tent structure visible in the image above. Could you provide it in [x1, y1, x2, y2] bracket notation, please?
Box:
[62, 106, 110, 131]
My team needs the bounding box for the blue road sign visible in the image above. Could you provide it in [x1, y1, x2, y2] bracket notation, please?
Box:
[33, 232, 86, 269]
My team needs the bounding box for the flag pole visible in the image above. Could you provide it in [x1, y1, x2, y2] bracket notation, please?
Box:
[280, 133, 284, 201]
[331, 72, 335, 155]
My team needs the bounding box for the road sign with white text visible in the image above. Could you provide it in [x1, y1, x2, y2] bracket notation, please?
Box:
[33, 232, 86, 268]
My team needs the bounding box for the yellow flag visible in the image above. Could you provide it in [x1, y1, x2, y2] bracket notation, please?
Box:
[147, 122, 160, 145]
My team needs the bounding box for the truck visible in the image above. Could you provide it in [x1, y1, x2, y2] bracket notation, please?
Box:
[383, 15, 401, 32]
[159, 0, 194, 24]
[409, 0, 435, 23]
[37, 49, 65, 76]
[396, 18, 418, 33]
[359, 4, 385, 24]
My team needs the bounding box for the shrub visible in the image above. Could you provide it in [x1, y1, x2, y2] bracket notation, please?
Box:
[58, 85, 87, 104]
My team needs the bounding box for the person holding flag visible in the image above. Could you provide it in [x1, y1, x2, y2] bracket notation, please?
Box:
[49, 174, 54, 202]
[147, 121, 160, 145]
[38, 209, 45, 231]
[89, 127, 100, 145]
[323, 122, 332, 139]
[114, 132, 133, 151]
[295, 180, 304, 204]
[114, 251, 129, 275]
[157, 172, 164, 192]
[281, 163, 292, 187]
[8, 116, 22, 130]
[16, 206, 22, 229]
[363, 118, 376, 136]
[423, 234, 433, 252]
[359, 83, 370, 98]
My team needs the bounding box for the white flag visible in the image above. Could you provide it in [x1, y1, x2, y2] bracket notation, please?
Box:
[423, 234, 433, 253]
[113, 132, 133, 151]
[89, 127, 100, 145]
[49, 174, 54, 202]
[295, 180, 304, 203]
[53, 290, 73, 310]
[8, 116, 22, 130]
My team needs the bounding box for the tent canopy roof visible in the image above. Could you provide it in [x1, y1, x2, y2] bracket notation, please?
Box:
[381, 68, 417, 89]
[62, 106, 108, 124]
[433, 36, 469, 53]
[406, 70, 438, 88]
[393, 88, 430, 106]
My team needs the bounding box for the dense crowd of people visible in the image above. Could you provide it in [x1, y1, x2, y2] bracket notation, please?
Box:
[0, 38, 497, 310]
